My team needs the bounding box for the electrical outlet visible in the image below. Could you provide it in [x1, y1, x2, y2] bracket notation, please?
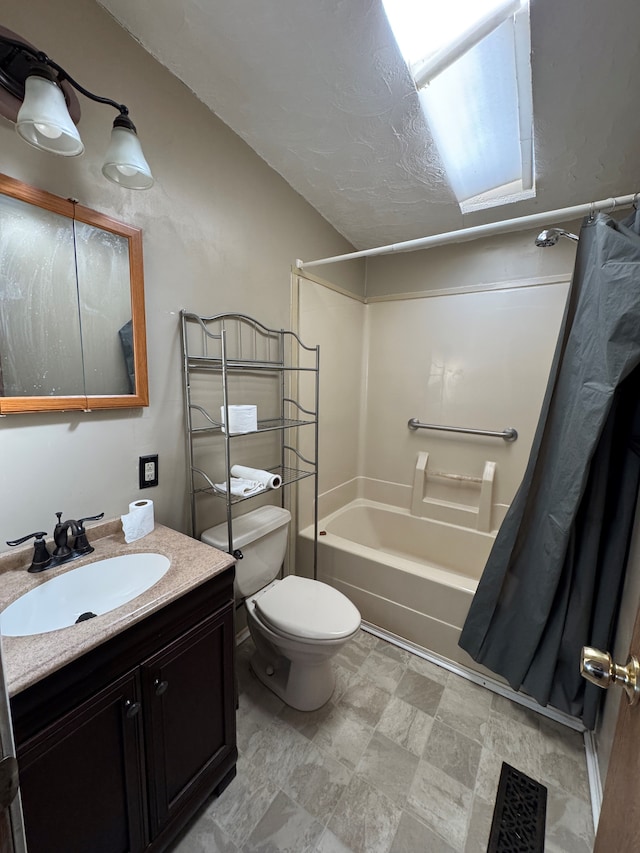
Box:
[139, 454, 159, 489]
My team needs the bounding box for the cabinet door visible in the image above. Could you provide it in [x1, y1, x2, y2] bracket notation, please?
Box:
[141, 603, 236, 838]
[17, 670, 146, 853]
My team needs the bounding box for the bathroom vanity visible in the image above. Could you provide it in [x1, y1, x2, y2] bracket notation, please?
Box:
[0, 521, 237, 853]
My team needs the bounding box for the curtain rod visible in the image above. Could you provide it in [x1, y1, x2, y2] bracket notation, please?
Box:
[296, 192, 639, 270]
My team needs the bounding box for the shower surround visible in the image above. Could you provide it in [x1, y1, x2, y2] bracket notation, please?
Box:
[295, 264, 571, 668]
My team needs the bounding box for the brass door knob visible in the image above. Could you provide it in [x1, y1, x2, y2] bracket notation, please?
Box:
[580, 646, 640, 706]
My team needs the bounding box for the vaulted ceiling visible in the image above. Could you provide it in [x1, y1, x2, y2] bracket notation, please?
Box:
[98, 0, 640, 249]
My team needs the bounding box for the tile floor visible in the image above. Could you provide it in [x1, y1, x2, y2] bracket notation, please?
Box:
[172, 629, 595, 853]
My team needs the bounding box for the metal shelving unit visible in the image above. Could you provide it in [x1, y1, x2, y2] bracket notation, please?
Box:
[180, 311, 319, 575]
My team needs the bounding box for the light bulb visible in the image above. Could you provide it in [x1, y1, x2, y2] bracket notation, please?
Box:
[115, 164, 138, 177]
[34, 122, 63, 139]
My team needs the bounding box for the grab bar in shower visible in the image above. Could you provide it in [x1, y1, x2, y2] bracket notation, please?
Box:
[408, 418, 518, 442]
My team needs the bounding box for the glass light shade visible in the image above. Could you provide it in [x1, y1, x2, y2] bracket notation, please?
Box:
[102, 125, 154, 190]
[16, 75, 84, 156]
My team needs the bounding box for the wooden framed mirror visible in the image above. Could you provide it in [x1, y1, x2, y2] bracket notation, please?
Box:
[0, 172, 148, 414]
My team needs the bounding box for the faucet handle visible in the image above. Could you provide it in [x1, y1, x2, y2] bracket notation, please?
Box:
[6, 531, 48, 547]
[6, 532, 52, 573]
[76, 512, 105, 532]
[73, 512, 105, 555]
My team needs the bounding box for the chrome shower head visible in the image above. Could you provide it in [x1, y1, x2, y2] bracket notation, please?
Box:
[535, 228, 580, 247]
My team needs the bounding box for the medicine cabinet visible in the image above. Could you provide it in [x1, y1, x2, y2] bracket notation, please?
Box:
[0, 172, 148, 414]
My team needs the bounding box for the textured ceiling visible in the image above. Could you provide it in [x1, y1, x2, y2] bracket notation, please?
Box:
[97, 0, 640, 250]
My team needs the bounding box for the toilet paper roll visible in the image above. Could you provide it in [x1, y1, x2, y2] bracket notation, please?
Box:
[121, 499, 154, 543]
[220, 405, 258, 434]
[230, 464, 282, 489]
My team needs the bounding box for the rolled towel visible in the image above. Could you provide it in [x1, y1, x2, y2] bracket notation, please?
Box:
[214, 477, 265, 497]
[231, 464, 282, 489]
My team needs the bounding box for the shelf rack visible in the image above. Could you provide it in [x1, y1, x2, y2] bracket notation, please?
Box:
[180, 311, 319, 576]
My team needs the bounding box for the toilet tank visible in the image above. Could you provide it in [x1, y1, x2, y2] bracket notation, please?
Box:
[201, 506, 291, 598]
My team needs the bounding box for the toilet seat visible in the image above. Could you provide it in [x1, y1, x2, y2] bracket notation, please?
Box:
[252, 575, 360, 641]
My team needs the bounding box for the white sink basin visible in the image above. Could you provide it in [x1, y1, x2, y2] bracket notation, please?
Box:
[1, 553, 171, 637]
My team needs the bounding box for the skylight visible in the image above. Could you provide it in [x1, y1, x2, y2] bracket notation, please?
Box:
[382, 0, 534, 211]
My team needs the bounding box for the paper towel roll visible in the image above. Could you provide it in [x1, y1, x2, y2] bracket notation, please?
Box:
[230, 464, 281, 489]
[121, 499, 154, 543]
[220, 405, 258, 434]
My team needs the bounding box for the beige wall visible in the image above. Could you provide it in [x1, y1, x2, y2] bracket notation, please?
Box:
[0, 0, 364, 551]
[296, 277, 366, 529]
[361, 282, 569, 523]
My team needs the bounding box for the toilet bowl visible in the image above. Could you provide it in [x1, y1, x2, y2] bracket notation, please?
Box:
[201, 506, 361, 711]
[246, 574, 361, 710]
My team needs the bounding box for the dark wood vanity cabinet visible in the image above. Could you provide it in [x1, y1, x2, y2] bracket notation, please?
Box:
[141, 605, 235, 840]
[18, 669, 147, 853]
[10, 567, 237, 853]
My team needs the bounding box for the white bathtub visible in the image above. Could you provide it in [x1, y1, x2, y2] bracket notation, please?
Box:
[298, 498, 496, 671]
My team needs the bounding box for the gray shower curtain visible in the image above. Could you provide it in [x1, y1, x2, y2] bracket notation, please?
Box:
[459, 209, 640, 729]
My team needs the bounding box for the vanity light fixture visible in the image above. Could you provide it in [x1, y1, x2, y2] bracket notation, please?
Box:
[0, 26, 153, 189]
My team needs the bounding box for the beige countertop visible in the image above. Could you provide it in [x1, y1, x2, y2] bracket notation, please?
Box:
[0, 520, 235, 697]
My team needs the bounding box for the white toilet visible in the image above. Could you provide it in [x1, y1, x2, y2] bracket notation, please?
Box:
[201, 505, 361, 711]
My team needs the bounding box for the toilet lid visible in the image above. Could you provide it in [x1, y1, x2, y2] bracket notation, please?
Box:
[254, 575, 361, 641]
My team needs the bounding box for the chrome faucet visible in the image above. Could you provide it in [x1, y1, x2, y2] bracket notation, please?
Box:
[7, 511, 105, 573]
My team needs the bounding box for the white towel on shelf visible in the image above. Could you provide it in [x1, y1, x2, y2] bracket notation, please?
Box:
[213, 477, 266, 497]
[230, 464, 282, 489]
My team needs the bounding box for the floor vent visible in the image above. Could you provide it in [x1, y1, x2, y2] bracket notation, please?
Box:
[487, 762, 547, 853]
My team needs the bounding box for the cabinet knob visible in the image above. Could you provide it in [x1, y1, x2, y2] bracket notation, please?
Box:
[154, 678, 169, 696]
[124, 699, 141, 718]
